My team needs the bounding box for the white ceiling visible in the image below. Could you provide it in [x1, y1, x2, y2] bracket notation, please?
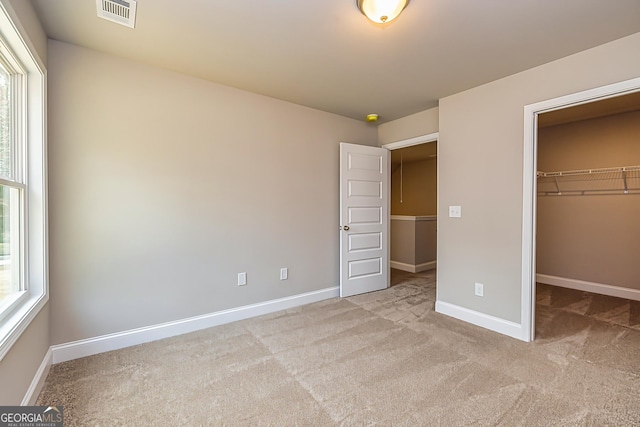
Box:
[31, 0, 640, 123]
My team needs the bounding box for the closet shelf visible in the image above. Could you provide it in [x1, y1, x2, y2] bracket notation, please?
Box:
[537, 165, 640, 196]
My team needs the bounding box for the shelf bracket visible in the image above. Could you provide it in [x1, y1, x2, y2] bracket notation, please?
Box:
[553, 176, 561, 195]
[622, 169, 628, 194]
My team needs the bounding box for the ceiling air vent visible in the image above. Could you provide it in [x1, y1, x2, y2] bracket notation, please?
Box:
[96, 0, 137, 28]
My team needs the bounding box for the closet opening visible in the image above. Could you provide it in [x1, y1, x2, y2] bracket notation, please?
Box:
[535, 91, 640, 337]
[523, 79, 640, 342]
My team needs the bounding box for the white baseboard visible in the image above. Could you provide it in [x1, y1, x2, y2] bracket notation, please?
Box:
[21, 347, 52, 406]
[390, 260, 436, 273]
[50, 286, 339, 364]
[415, 261, 437, 272]
[435, 300, 526, 341]
[536, 274, 640, 302]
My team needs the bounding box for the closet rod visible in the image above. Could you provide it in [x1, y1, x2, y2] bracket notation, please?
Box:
[537, 165, 640, 196]
[537, 189, 640, 196]
[537, 165, 640, 178]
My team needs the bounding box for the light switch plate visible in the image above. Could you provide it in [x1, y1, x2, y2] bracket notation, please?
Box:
[238, 272, 247, 286]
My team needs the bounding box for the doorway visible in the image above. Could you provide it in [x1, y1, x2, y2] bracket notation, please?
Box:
[383, 133, 439, 283]
[522, 77, 640, 341]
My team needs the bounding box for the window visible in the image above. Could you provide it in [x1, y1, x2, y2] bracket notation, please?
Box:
[0, 47, 26, 318]
[0, 3, 47, 361]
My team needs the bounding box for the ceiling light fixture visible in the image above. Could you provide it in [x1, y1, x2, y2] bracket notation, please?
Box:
[356, 0, 410, 24]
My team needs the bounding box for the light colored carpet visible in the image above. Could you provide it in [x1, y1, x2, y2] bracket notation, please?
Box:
[37, 270, 640, 425]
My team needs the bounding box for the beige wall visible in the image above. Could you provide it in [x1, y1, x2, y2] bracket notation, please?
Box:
[390, 217, 437, 267]
[0, 0, 49, 405]
[378, 107, 439, 145]
[537, 110, 640, 290]
[391, 219, 416, 265]
[437, 32, 640, 323]
[47, 40, 377, 345]
[415, 220, 437, 265]
[0, 306, 49, 404]
[391, 158, 437, 216]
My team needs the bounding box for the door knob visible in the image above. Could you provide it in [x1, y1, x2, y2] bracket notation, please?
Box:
[343, 225, 350, 231]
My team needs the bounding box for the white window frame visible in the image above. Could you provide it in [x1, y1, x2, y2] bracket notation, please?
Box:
[0, 2, 47, 361]
[0, 35, 27, 323]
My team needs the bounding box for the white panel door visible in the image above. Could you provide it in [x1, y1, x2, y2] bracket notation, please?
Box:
[340, 143, 389, 297]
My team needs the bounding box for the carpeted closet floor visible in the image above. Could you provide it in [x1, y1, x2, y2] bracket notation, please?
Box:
[37, 269, 640, 425]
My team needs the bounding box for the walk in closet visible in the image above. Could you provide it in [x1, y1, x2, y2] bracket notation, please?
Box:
[536, 92, 640, 298]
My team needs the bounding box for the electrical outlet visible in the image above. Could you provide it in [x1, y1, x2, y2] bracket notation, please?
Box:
[449, 205, 462, 218]
[238, 272, 247, 286]
[280, 268, 288, 280]
[475, 282, 484, 297]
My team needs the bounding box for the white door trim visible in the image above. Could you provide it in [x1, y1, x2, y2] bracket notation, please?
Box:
[382, 132, 439, 150]
[521, 76, 640, 342]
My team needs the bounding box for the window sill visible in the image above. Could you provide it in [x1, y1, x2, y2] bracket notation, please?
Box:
[0, 291, 48, 361]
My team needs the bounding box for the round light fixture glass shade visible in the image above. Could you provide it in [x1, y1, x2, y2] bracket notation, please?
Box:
[356, 0, 410, 24]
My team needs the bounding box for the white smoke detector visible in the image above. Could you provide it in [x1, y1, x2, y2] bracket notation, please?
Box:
[96, 0, 137, 28]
